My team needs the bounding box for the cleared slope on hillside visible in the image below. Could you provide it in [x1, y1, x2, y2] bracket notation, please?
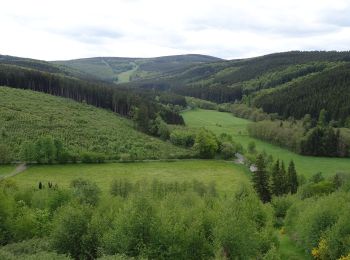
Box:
[54, 54, 222, 82]
[0, 86, 191, 160]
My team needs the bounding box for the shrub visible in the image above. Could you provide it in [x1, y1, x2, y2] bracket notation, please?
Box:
[70, 179, 101, 206]
[169, 129, 196, 147]
[51, 204, 97, 259]
[194, 129, 218, 159]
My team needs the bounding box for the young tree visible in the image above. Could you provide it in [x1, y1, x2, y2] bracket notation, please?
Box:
[194, 129, 218, 159]
[20, 141, 36, 163]
[317, 109, 327, 127]
[288, 160, 298, 194]
[252, 154, 271, 203]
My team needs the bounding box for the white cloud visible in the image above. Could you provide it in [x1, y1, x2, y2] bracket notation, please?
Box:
[0, 0, 350, 60]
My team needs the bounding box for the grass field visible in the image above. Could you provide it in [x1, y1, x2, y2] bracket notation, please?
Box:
[0, 165, 15, 177]
[117, 62, 138, 83]
[182, 109, 350, 177]
[10, 160, 250, 194]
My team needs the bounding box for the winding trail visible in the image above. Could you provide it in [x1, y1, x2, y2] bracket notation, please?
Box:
[0, 163, 27, 180]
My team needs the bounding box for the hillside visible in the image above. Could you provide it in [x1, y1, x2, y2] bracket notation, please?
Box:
[125, 51, 349, 99]
[252, 63, 350, 122]
[53, 54, 222, 83]
[0, 86, 191, 161]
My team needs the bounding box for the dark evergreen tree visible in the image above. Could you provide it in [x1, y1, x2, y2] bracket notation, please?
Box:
[271, 160, 281, 196]
[252, 154, 271, 203]
[288, 160, 298, 194]
[280, 161, 288, 194]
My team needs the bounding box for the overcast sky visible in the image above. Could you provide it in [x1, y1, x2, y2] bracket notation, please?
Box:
[1, 0, 350, 60]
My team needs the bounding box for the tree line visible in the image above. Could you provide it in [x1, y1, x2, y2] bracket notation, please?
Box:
[0, 64, 186, 133]
[248, 110, 350, 157]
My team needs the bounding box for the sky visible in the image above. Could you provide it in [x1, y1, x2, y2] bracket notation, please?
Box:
[1, 0, 350, 60]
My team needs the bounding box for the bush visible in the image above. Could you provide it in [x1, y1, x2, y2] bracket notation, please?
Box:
[285, 191, 350, 257]
[194, 129, 218, 159]
[270, 195, 296, 227]
[51, 204, 97, 259]
[81, 152, 105, 163]
[169, 129, 196, 147]
[70, 179, 101, 206]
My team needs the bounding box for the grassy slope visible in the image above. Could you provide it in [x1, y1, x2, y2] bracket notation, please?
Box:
[182, 109, 350, 177]
[0, 86, 190, 160]
[11, 160, 249, 194]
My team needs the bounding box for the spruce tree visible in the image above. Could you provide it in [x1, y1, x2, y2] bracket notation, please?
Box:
[252, 154, 271, 203]
[288, 160, 298, 194]
[271, 159, 280, 196]
[280, 161, 287, 194]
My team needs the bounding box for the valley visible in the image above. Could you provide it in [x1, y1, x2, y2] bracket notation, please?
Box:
[0, 51, 349, 260]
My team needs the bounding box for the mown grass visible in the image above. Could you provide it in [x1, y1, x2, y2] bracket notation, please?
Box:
[10, 160, 250, 194]
[182, 109, 350, 177]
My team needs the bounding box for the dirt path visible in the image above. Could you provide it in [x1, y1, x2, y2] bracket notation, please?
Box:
[0, 163, 27, 180]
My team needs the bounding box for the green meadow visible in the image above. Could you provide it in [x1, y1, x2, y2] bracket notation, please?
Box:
[182, 109, 350, 177]
[10, 160, 250, 194]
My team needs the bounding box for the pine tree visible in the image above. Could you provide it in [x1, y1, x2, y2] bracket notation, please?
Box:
[271, 160, 280, 196]
[288, 160, 298, 194]
[252, 154, 271, 203]
[280, 161, 288, 194]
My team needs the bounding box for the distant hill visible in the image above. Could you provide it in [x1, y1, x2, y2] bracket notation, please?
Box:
[53, 54, 222, 83]
[122, 51, 350, 123]
[0, 54, 98, 81]
[0, 87, 191, 161]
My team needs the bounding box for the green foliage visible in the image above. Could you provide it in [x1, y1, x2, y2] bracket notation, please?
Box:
[285, 191, 350, 258]
[182, 108, 350, 177]
[0, 87, 191, 162]
[194, 129, 218, 159]
[253, 63, 350, 124]
[186, 97, 218, 110]
[51, 203, 97, 259]
[252, 154, 271, 203]
[0, 174, 278, 259]
[288, 161, 298, 194]
[0, 144, 11, 164]
[169, 128, 196, 147]
[271, 195, 296, 227]
[70, 178, 101, 206]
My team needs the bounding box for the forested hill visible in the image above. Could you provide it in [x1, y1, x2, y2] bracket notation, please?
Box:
[253, 63, 350, 122]
[124, 51, 350, 101]
[0, 87, 191, 162]
[53, 54, 222, 83]
[2, 51, 350, 125]
[0, 55, 187, 136]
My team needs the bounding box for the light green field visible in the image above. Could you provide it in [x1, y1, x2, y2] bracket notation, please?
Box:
[117, 62, 138, 83]
[0, 165, 15, 176]
[182, 109, 350, 177]
[10, 160, 250, 194]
